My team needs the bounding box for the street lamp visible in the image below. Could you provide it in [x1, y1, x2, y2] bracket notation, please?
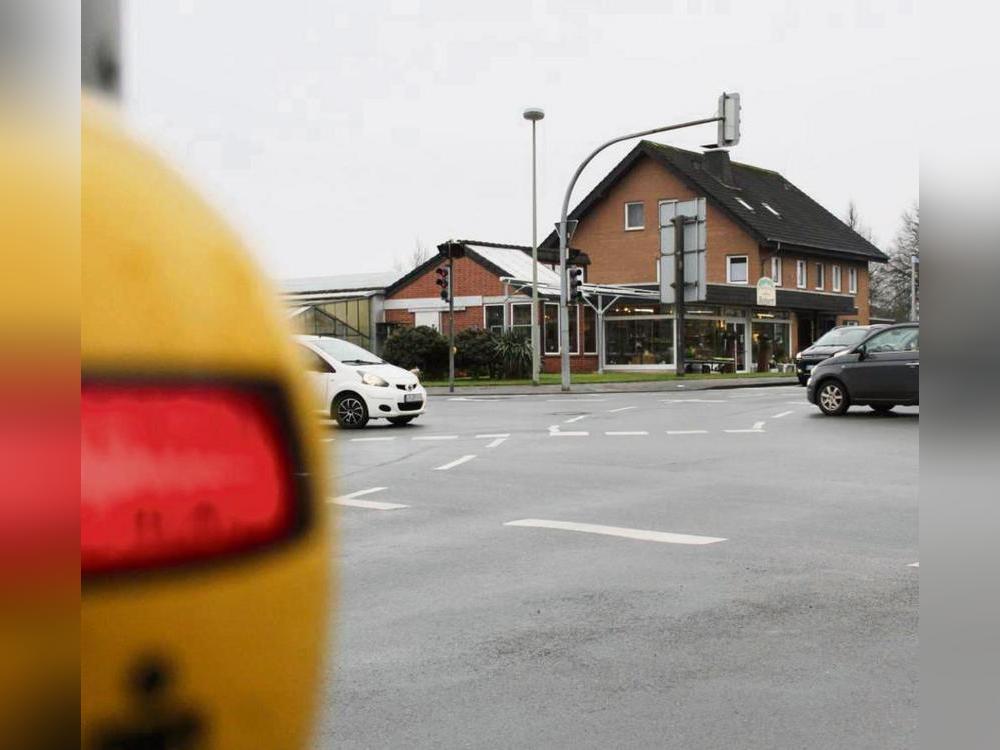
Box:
[554, 93, 741, 391]
[523, 107, 545, 385]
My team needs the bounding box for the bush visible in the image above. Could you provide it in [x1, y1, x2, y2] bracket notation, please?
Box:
[494, 329, 532, 379]
[382, 325, 449, 379]
[455, 327, 500, 379]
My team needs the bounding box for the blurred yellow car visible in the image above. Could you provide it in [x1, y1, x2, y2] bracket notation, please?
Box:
[80, 100, 332, 749]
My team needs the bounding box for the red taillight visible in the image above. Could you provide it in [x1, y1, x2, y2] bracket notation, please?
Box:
[81, 382, 301, 576]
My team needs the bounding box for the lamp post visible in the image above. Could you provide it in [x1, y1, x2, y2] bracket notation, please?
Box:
[523, 107, 545, 385]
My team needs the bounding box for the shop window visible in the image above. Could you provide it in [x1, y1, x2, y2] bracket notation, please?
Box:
[625, 202, 645, 230]
[683, 319, 746, 373]
[796, 260, 807, 288]
[605, 318, 674, 366]
[543, 303, 559, 354]
[727, 256, 748, 284]
[484, 304, 504, 334]
[751, 321, 792, 372]
[582, 305, 597, 354]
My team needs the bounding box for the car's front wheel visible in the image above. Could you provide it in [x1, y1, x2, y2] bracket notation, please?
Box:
[387, 416, 415, 426]
[817, 380, 850, 416]
[333, 393, 369, 429]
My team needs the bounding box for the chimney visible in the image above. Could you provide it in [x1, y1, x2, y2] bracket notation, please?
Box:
[702, 149, 735, 187]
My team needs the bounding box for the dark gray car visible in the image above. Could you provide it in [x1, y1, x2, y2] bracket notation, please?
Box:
[794, 324, 888, 385]
[806, 323, 919, 415]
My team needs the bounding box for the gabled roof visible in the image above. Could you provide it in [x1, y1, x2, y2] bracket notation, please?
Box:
[541, 142, 888, 263]
[385, 239, 587, 297]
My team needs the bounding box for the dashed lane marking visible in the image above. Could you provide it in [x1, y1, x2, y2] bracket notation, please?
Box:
[771, 410, 794, 419]
[350, 436, 396, 442]
[608, 406, 637, 413]
[908, 562, 919, 568]
[485, 437, 507, 448]
[606, 431, 649, 436]
[666, 430, 708, 435]
[434, 454, 477, 471]
[563, 414, 588, 424]
[504, 519, 726, 545]
[548, 425, 589, 437]
[330, 487, 408, 510]
[413, 435, 459, 441]
[754, 421, 766, 430]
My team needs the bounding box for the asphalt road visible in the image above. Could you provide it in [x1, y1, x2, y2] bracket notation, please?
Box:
[313, 385, 918, 749]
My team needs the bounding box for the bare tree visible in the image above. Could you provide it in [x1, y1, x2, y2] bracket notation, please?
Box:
[870, 204, 919, 322]
[393, 239, 433, 274]
[844, 199, 876, 245]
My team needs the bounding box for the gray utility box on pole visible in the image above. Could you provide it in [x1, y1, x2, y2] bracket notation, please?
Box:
[659, 198, 707, 303]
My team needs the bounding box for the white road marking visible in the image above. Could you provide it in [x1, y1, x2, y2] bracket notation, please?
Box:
[350, 436, 396, 442]
[563, 414, 588, 424]
[434, 454, 477, 471]
[724, 429, 765, 433]
[771, 410, 794, 419]
[606, 431, 649, 436]
[908, 562, 919, 568]
[476, 433, 510, 438]
[545, 398, 608, 402]
[485, 437, 507, 448]
[666, 430, 708, 435]
[753, 421, 766, 430]
[504, 519, 726, 545]
[661, 398, 726, 403]
[608, 406, 637, 413]
[329, 487, 408, 510]
[552, 431, 589, 437]
[413, 435, 459, 441]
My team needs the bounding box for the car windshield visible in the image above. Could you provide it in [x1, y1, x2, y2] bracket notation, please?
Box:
[311, 338, 384, 365]
[812, 327, 871, 348]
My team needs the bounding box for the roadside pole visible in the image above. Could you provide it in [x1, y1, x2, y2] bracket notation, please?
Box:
[674, 217, 686, 378]
[448, 253, 455, 393]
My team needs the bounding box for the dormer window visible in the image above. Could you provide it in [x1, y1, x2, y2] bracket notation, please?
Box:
[762, 202, 781, 217]
[734, 197, 754, 211]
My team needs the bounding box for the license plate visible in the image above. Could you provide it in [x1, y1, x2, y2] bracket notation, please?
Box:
[404, 393, 422, 403]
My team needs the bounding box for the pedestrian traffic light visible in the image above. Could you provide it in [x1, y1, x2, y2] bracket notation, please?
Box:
[568, 266, 584, 302]
[435, 266, 451, 303]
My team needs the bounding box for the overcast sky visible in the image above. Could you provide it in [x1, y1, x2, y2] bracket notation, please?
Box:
[121, 0, 917, 281]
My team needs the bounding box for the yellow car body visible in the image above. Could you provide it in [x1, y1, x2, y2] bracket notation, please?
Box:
[80, 101, 332, 749]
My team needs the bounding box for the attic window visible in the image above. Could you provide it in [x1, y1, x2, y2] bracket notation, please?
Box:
[734, 197, 755, 211]
[762, 202, 781, 217]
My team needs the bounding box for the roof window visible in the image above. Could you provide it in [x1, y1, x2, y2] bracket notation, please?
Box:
[734, 197, 754, 211]
[762, 202, 781, 217]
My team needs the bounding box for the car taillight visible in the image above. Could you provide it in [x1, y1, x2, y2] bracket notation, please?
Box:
[81, 381, 302, 577]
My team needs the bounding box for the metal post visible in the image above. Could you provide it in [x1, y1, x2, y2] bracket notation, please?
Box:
[674, 218, 686, 378]
[448, 253, 455, 393]
[910, 254, 918, 322]
[530, 119, 541, 384]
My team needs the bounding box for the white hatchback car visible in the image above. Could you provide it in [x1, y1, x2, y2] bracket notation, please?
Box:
[295, 335, 427, 428]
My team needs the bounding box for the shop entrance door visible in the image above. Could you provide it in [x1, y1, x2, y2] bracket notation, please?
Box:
[797, 315, 815, 350]
[725, 321, 747, 372]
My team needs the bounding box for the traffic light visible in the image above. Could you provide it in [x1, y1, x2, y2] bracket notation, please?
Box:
[568, 266, 584, 302]
[435, 265, 451, 303]
[717, 91, 741, 148]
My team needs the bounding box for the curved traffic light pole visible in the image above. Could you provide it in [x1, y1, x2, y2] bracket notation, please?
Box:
[555, 114, 723, 392]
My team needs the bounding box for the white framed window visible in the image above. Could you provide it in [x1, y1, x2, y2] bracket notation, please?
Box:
[727, 255, 749, 284]
[510, 302, 532, 339]
[483, 304, 505, 334]
[735, 197, 755, 211]
[770, 257, 783, 286]
[414, 310, 440, 330]
[848, 267, 858, 294]
[831, 265, 842, 292]
[814, 263, 825, 290]
[625, 202, 645, 230]
[796, 260, 807, 288]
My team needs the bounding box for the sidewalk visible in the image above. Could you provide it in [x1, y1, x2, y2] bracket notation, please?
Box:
[425, 375, 797, 396]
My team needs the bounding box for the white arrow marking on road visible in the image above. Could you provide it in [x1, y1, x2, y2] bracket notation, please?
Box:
[771, 410, 794, 419]
[330, 487, 408, 510]
[504, 519, 726, 545]
[606, 431, 648, 436]
[608, 406, 636, 413]
[435, 454, 477, 471]
[753, 421, 766, 430]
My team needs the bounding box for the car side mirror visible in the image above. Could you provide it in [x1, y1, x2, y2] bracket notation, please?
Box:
[855, 346, 866, 361]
